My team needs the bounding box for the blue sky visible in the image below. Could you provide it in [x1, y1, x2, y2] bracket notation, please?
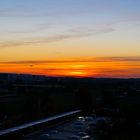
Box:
[0, 0, 140, 60]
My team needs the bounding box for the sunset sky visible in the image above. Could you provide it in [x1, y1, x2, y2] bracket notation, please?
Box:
[0, 0, 140, 78]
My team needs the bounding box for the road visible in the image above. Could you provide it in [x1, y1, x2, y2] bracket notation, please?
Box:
[24, 116, 100, 140]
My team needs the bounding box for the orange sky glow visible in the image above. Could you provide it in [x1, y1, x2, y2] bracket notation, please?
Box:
[0, 58, 139, 78]
[0, 0, 140, 78]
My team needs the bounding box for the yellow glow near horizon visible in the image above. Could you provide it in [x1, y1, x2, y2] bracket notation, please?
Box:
[0, 58, 140, 78]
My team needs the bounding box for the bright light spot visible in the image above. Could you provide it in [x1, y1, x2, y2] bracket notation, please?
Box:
[67, 71, 87, 77]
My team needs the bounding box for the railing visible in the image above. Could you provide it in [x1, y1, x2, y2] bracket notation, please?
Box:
[0, 110, 81, 139]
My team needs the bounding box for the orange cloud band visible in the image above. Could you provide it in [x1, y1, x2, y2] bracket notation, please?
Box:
[0, 57, 140, 78]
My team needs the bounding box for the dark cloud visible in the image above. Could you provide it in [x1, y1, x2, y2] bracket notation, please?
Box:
[95, 57, 140, 62]
[1, 56, 140, 65]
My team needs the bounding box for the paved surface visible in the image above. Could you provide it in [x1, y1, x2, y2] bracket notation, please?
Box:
[0, 110, 80, 136]
[24, 116, 107, 140]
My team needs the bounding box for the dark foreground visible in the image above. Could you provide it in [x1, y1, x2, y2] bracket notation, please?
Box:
[0, 73, 140, 139]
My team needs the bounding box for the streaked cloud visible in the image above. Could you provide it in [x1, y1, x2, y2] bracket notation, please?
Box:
[1, 56, 140, 64]
[94, 57, 140, 62]
[0, 26, 115, 48]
